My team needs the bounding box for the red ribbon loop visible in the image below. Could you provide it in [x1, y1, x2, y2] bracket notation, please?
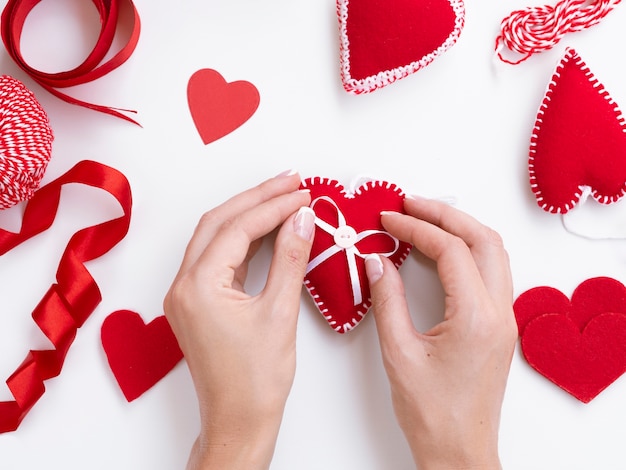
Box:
[1, 0, 142, 125]
[0, 160, 133, 433]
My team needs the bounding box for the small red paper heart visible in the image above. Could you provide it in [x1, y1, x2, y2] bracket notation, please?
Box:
[337, 0, 465, 94]
[529, 48, 626, 213]
[101, 310, 183, 402]
[300, 177, 412, 333]
[187, 69, 260, 145]
[514, 277, 626, 403]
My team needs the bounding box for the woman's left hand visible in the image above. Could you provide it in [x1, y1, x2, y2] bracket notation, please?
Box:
[163, 171, 315, 470]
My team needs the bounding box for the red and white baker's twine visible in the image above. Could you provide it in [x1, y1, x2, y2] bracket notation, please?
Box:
[0, 76, 53, 209]
[495, 0, 621, 64]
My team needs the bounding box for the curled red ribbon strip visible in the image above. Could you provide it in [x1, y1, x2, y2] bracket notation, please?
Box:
[0, 160, 132, 433]
[1, 0, 141, 125]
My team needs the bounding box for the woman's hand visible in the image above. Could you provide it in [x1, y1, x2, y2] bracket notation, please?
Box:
[163, 171, 315, 470]
[365, 196, 518, 470]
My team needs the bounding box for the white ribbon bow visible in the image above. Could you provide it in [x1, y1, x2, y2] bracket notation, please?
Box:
[305, 196, 400, 305]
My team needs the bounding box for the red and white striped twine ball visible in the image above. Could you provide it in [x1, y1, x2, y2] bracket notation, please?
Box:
[0, 75, 53, 209]
[497, 0, 621, 64]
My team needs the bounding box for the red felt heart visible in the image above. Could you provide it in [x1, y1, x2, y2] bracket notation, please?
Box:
[514, 277, 626, 403]
[101, 310, 183, 402]
[300, 177, 412, 333]
[337, 0, 465, 94]
[187, 69, 260, 145]
[529, 48, 626, 214]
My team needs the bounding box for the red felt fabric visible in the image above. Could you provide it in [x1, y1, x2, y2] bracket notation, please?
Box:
[529, 48, 626, 213]
[514, 277, 626, 403]
[300, 178, 412, 333]
[338, 0, 464, 93]
[346, 0, 457, 79]
[101, 310, 183, 402]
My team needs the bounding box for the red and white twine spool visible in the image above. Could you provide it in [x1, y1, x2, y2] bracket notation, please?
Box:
[496, 0, 621, 64]
[0, 75, 53, 209]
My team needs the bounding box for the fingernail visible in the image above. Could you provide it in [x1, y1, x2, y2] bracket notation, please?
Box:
[294, 206, 315, 241]
[365, 254, 384, 284]
[434, 195, 457, 205]
[276, 169, 297, 177]
[406, 194, 457, 205]
[380, 210, 402, 217]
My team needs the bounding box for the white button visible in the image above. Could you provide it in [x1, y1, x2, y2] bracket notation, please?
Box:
[334, 225, 358, 248]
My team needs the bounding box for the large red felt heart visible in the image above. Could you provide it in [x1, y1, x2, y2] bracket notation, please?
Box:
[101, 310, 183, 402]
[337, 0, 465, 94]
[187, 69, 260, 145]
[300, 177, 412, 333]
[529, 48, 626, 214]
[514, 277, 626, 403]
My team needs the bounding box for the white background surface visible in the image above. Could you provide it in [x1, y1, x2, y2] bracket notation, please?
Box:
[1, 0, 626, 468]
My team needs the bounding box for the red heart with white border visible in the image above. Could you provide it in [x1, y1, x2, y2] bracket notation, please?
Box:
[300, 177, 412, 333]
[529, 48, 626, 214]
[337, 0, 465, 94]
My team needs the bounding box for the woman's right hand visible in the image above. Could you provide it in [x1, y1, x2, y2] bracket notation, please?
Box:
[365, 196, 518, 470]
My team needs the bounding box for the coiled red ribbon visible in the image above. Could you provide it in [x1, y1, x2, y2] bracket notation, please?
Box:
[1, 0, 141, 124]
[0, 160, 132, 433]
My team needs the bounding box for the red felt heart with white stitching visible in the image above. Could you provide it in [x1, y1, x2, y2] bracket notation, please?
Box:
[300, 177, 412, 333]
[337, 0, 465, 94]
[514, 277, 626, 403]
[529, 48, 626, 214]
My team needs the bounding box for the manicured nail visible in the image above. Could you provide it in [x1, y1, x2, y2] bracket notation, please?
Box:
[276, 169, 297, 177]
[294, 206, 315, 241]
[380, 210, 402, 217]
[406, 194, 457, 205]
[434, 195, 457, 205]
[365, 254, 384, 284]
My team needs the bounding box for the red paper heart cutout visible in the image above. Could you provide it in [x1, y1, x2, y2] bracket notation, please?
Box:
[529, 48, 626, 214]
[187, 69, 260, 145]
[514, 277, 626, 403]
[101, 310, 183, 402]
[337, 0, 465, 94]
[300, 177, 412, 333]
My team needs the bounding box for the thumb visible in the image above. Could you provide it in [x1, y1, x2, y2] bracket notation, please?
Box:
[262, 206, 315, 315]
[365, 254, 416, 347]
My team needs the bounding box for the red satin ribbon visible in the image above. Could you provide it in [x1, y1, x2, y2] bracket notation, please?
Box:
[1, 0, 141, 125]
[0, 160, 132, 433]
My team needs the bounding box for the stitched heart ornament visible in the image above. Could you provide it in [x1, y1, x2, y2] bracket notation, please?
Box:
[187, 69, 260, 145]
[101, 310, 183, 402]
[529, 48, 626, 214]
[337, 0, 465, 94]
[514, 277, 626, 403]
[300, 177, 412, 333]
